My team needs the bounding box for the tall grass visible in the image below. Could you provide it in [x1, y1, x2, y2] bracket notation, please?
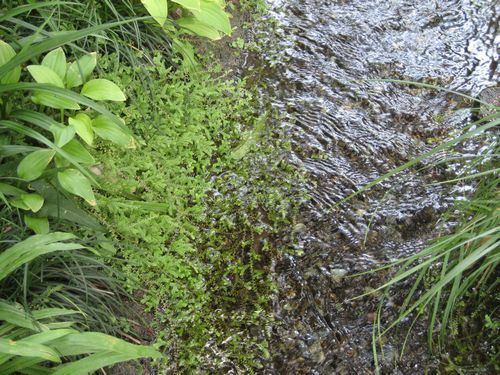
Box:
[350, 81, 499, 371]
[1, 1, 171, 63]
[0, 233, 162, 374]
[0, 210, 131, 335]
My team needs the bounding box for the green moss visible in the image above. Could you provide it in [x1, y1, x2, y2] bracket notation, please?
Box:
[92, 53, 304, 371]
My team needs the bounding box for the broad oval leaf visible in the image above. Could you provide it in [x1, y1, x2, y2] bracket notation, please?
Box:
[58, 169, 96, 206]
[20, 193, 44, 213]
[69, 113, 94, 145]
[24, 215, 50, 234]
[172, 0, 200, 11]
[191, 0, 231, 35]
[54, 154, 70, 169]
[11, 194, 45, 213]
[17, 149, 56, 181]
[61, 139, 95, 165]
[27, 65, 64, 87]
[51, 125, 76, 147]
[81, 79, 126, 101]
[42, 47, 67, 80]
[141, 0, 168, 26]
[10, 197, 29, 210]
[66, 53, 97, 88]
[92, 115, 133, 147]
[32, 92, 81, 110]
[177, 17, 221, 40]
[0, 40, 21, 84]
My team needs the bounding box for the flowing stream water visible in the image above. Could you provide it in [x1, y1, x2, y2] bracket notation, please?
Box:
[248, 0, 499, 373]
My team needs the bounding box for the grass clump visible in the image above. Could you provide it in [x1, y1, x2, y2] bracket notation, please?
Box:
[351, 82, 499, 372]
[93, 53, 302, 371]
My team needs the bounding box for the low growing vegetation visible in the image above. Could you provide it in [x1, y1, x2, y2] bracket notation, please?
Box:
[0, 0, 302, 373]
[93, 52, 302, 370]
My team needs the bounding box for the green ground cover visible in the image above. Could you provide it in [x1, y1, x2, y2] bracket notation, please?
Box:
[94, 52, 303, 371]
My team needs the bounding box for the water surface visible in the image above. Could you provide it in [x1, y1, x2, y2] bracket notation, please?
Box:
[254, 0, 499, 372]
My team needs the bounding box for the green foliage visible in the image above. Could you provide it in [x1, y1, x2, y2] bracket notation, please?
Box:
[1, 0, 172, 79]
[1, 42, 132, 221]
[0, 233, 82, 279]
[94, 52, 302, 371]
[141, 0, 232, 40]
[2, 2, 301, 373]
[237, 0, 268, 15]
[0, 5, 162, 372]
[0, 234, 162, 373]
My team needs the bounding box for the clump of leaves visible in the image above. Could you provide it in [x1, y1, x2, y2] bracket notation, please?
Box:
[141, 0, 232, 40]
[1, 42, 134, 233]
[0, 14, 161, 371]
[94, 52, 303, 371]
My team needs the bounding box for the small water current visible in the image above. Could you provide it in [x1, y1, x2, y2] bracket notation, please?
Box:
[251, 0, 499, 373]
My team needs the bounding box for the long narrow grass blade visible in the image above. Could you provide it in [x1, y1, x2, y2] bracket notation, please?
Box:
[377, 79, 498, 108]
[0, 18, 147, 79]
[352, 226, 499, 299]
[337, 118, 499, 205]
[0, 2, 78, 23]
[0, 301, 44, 332]
[0, 233, 81, 282]
[432, 168, 500, 185]
[0, 338, 60, 363]
[384, 237, 498, 334]
[52, 351, 147, 375]
[50, 332, 162, 358]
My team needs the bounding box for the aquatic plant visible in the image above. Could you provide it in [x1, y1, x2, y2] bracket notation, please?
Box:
[94, 51, 302, 371]
[351, 81, 499, 372]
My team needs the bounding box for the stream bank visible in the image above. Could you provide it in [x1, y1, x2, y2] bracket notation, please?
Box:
[104, 0, 498, 372]
[97, 3, 305, 371]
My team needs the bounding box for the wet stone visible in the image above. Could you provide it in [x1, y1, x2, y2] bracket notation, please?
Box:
[329, 268, 348, 282]
[479, 86, 500, 117]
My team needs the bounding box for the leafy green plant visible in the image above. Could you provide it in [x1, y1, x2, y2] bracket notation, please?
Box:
[0, 7, 162, 372]
[93, 52, 302, 371]
[0, 233, 162, 374]
[1, 41, 133, 232]
[141, 0, 232, 40]
[140, 0, 232, 68]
